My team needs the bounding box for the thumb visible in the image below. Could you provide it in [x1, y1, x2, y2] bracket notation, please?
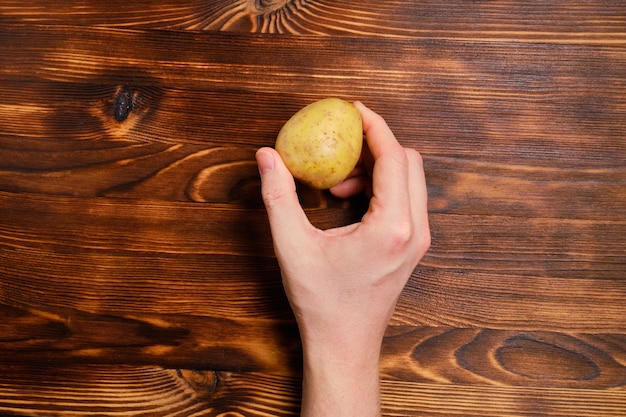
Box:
[256, 147, 311, 246]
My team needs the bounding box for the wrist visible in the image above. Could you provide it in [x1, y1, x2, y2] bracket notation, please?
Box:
[299, 324, 383, 417]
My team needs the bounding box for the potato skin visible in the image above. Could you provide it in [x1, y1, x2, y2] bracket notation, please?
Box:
[275, 98, 363, 190]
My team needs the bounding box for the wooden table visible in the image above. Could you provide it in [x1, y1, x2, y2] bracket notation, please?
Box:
[1, 1, 625, 415]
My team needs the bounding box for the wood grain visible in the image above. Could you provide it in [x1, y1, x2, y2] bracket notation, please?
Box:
[381, 327, 626, 388]
[0, 303, 302, 374]
[2, 191, 624, 329]
[0, 365, 624, 416]
[3, 298, 626, 386]
[0, 0, 624, 42]
[379, 381, 626, 417]
[1, 0, 625, 415]
[1, 27, 624, 219]
[0, 365, 303, 416]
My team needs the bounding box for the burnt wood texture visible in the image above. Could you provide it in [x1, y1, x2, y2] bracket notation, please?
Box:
[1, 1, 625, 416]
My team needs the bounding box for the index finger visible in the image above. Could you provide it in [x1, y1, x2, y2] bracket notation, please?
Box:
[354, 101, 411, 225]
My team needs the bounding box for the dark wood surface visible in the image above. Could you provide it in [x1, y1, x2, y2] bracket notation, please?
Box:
[1, 1, 625, 415]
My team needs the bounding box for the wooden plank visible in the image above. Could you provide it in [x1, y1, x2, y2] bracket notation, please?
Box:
[0, 365, 302, 416]
[1, 27, 624, 178]
[2, 23, 625, 97]
[2, 26, 625, 118]
[3, 299, 625, 386]
[0, 303, 302, 373]
[1, 190, 624, 296]
[1, 55, 625, 218]
[379, 381, 626, 416]
[0, 365, 624, 416]
[0, 0, 624, 42]
[3, 240, 626, 333]
[2, 192, 625, 333]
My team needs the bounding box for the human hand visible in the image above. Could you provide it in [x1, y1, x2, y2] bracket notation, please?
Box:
[256, 101, 430, 416]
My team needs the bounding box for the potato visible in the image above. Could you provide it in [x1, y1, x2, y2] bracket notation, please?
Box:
[275, 98, 363, 190]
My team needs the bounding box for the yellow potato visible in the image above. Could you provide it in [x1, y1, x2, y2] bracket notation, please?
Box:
[275, 98, 363, 190]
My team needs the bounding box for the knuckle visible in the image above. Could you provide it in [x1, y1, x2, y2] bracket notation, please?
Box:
[406, 148, 424, 168]
[261, 186, 288, 210]
[383, 217, 431, 263]
[413, 220, 432, 262]
[418, 228, 432, 255]
[385, 217, 414, 252]
[389, 145, 409, 166]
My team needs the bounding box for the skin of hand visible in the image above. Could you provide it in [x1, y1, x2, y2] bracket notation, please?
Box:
[255, 101, 431, 417]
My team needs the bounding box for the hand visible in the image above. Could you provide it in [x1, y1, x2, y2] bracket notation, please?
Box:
[256, 101, 430, 416]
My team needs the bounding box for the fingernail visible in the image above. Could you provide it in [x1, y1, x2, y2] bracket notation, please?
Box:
[255, 148, 275, 174]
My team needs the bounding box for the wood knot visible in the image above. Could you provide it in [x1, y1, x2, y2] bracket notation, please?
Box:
[248, 0, 292, 14]
[113, 86, 134, 122]
[176, 369, 218, 397]
[495, 334, 601, 381]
